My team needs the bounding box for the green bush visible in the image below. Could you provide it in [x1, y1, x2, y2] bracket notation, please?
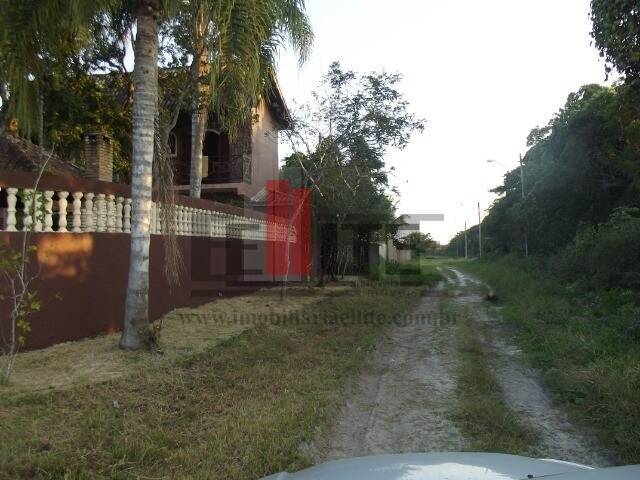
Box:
[372, 259, 442, 287]
[384, 260, 402, 275]
[551, 208, 640, 292]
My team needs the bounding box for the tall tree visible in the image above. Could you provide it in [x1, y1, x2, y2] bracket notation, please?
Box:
[122, 0, 313, 347]
[0, 0, 104, 137]
[119, 0, 163, 349]
[121, 0, 312, 347]
[182, 0, 313, 198]
[188, 0, 209, 198]
[283, 63, 424, 278]
[591, 0, 640, 81]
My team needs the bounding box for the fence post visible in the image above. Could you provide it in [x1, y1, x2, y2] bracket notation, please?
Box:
[72, 192, 83, 232]
[43, 191, 54, 232]
[58, 191, 69, 232]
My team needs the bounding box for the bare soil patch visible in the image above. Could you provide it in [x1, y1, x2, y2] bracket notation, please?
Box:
[314, 266, 613, 467]
[312, 285, 466, 461]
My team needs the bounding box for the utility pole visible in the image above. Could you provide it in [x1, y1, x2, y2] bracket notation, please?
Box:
[487, 156, 529, 257]
[478, 202, 482, 257]
[464, 220, 468, 259]
[459, 202, 468, 259]
[520, 154, 529, 257]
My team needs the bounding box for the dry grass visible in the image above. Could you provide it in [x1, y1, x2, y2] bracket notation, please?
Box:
[0, 283, 424, 479]
[3, 286, 347, 396]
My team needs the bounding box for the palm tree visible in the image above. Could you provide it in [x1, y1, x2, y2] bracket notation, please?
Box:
[0, 0, 103, 137]
[186, 0, 313, 198]
[0, 0, 167, 350]
[122, 0, 312, 348]
[2, 0, 313, 351]
[119, 0, 163, 349]
[188, 0, 209, 198]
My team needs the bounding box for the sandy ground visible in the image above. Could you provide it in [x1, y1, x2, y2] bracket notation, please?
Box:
[311, 283, 466, 460]
[312, 266, 614, 467]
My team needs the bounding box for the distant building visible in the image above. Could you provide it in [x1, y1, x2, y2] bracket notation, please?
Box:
[386, 214, 420, 263]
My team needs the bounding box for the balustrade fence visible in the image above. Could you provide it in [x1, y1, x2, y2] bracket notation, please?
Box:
[0, 174, 295, 242]
[0, 171, 305, 351]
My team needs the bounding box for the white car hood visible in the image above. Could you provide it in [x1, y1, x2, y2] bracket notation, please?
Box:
[260, 452, 639, 480]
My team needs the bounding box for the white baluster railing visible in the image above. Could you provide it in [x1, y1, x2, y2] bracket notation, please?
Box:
[33, 191, 43, 232]
[106, 194, 115, 232]
[6, 188, 18, 231]
[96, 194, 106, 232]
[72, 192, 83, 232]
[43, 191, 54, 232]
[0, 183, 292, 241]
[123, 198, 132, 233]
[57, 191, 69, 233]
[22, 189, 33, 232]
[116, 197, 124, 232]
[82, 192, 94, 232]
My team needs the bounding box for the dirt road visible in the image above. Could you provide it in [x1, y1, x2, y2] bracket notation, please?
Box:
[311, 267, 614, 467]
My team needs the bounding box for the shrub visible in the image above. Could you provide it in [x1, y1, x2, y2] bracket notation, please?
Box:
[551, 208, 640, 292]
[384, 260, 401, 275]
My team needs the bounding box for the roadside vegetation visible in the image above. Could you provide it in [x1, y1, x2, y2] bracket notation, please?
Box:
[444, 1, 640, 464]
[447, 2, 640, 298]
[0, 283, 427, 479]
[456, 258, 640, 464]
[281, 63, 424, 281]
[372, 257, 443, 287]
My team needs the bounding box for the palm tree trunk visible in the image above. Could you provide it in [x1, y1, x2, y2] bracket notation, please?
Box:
[120, 0, 160, 350]
[190, 107, 207, 198]
[189, 4, 209, 198]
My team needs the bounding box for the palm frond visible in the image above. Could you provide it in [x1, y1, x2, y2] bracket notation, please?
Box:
[0, 0, 117, 135]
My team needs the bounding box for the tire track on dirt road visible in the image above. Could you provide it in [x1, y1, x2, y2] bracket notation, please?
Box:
[311, 266, 615, 467]
[310, 284, 466, 460]
[446, 267, 614, 467]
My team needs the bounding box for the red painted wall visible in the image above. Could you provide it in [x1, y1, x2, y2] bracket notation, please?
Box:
[0, 170, 298, 351]
[0, 232, 275, 350]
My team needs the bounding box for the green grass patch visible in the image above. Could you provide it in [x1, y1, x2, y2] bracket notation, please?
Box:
[373, 257, 444, 287]
[0, 286, 420, 479]
[446, 301, 539, 454]
[455, 257, 640, 463]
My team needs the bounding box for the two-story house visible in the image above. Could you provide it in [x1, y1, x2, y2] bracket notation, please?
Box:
[79, 75, 290, 207]
[167, 80, 290, 203]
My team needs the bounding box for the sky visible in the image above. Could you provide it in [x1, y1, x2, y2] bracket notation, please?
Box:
[275, 0, 614, 243]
